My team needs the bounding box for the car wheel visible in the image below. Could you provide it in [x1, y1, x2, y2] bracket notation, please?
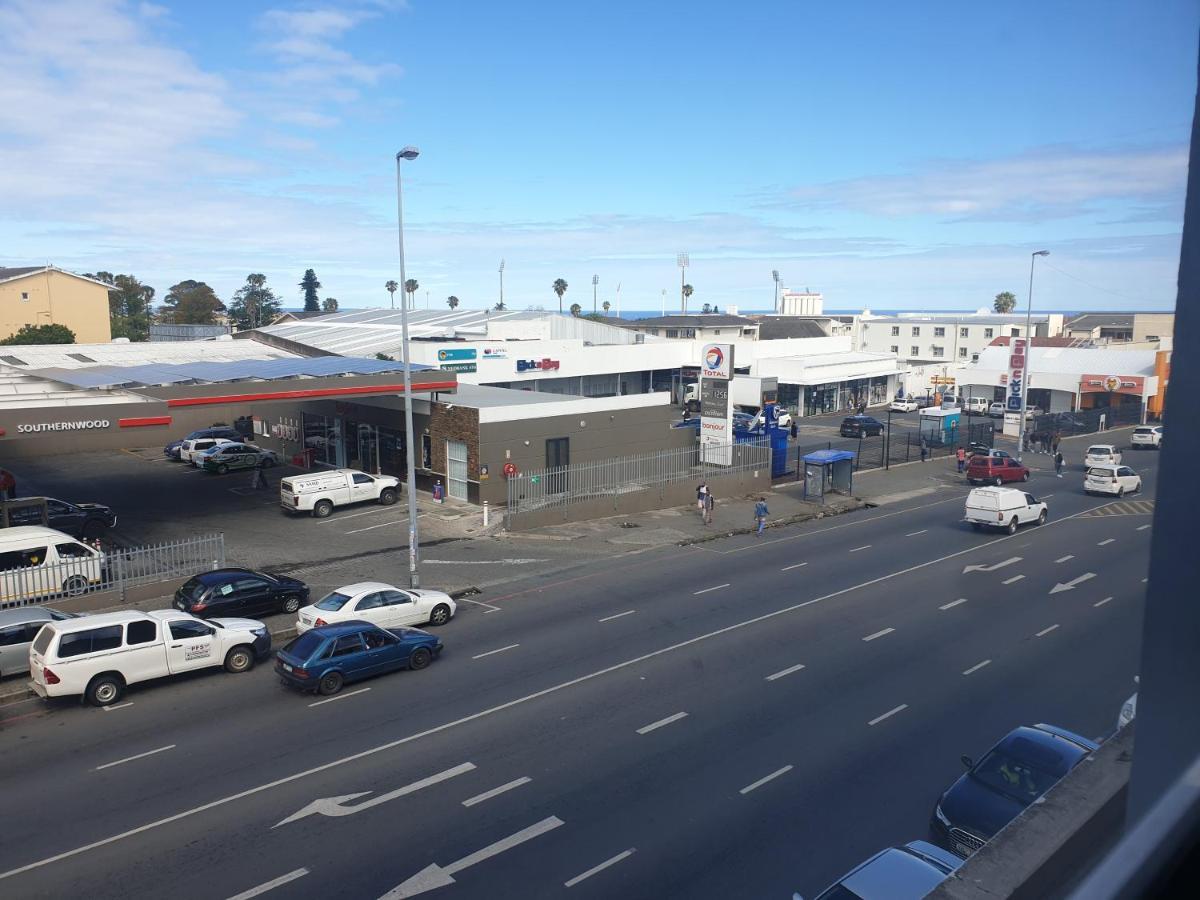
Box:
[428, 603, 451, 626]
[86, 675, 124, 707]
[282, 595, 301, 614]
[971, 522, 982, 531]
[63, 575, 89, 596]
[994, 476, 1004, 487]
[1007, 517, 1018, 535]
[409, 647, 433, 670]
[379, 488, 398, 505]
[1037, 510, 1047, 526]
[318, 671, 344, 696]
[1136, 480, 1142, 493]
[1117, 487, 1124, 499]
[1021, 471, 1030, 482]
[224, 645, 254, 674]
[216, 463, 229, 475]
[313, 500, 334, 518]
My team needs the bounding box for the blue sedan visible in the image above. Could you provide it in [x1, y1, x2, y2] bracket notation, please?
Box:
[275, 620, 442, 696]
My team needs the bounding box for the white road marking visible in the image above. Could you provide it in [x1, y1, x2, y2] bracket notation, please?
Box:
[868, 704, 908, 726]
[101, 702, 133, 712]
[1142, 577, 1148, 583]
[95, 745, 175, 771]
[693, 583, 730, 595]
[1041, 494, 1055, 498]
[637, 712, 688, 735]
[598, 610, 637, 623]
[316, 506, 389, 523]
[0, 517, 1114, 883]
[1002, 574, 1025, 585]
[345, 520, 403, 535]
[962, 556, 1022, 574]
[309, 687, 371, 708]
[425, 559, 547, 566]
[1049, 573, 1097, 594]
[905, 530, 928, 537]
[1035, 624, 1060, 638]
[862, 627, 894, 642]
[765, 663, 806, 681]
[472, 644, 519, 660]
[939, 598, 969, 610]
[1098, 538, 1115, 546]
[739, 765, 794, 795]
[1094, 597, 1114, 608]
[226, 869, 310, 900]
[781, 562, 808, 571]
[962, 660, 992, 676]
[1137, 524, 1151, 531]
[457, 597, 502, 612]
[1056, 555, 1074, 563]
[276, 763, 476, 828]
[564, 849, 636, 888]
[462, 777, 532, 808]
[483, 608, 502, 614]
[849, 545, 871, 553]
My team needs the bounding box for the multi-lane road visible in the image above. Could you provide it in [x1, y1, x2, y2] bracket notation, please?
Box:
[0, 441, 1158, 899]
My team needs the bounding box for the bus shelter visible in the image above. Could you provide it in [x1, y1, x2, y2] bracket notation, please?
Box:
[802, 449, 855, 503]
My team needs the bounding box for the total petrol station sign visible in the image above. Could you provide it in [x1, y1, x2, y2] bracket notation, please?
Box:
[700, 343, 734, 381]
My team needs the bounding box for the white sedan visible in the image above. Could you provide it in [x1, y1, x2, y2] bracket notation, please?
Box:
[181, 437, 237, 465]
[1085, 444, 1123, 466]
[1085, 464, 1142, 497]
[296, 582, 456, 633]
[890, 398, 920, 412]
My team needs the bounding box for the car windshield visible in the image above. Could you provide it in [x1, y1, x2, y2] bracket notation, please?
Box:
[179, 576, 206, 599]
[282, 630, 325, 660]
[315, 591, 352, 611]
[1087, 447, 1110, 455]
[972, 744, 1067, 803]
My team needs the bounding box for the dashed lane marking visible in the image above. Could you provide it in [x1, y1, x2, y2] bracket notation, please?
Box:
[309, 688, 370, 708]
[868, 704, 908, 726]
[1035, 624, 1060, 638]
[962, 660, 992, 676]
[472, 644, 519, 660]
[462, 777, 532, 808]
[849, 545, 872, 553]
[739, 765, 794, 795]
[693, 583, 730, 595]
[1056, 555, 1074, 563]
[226, 869, 309, 900]
[564, 850, 636, 888]
[1002, 575, 1025, 584]
[598, 610, 636, 623]
[1137, 524, 1151, 531]
[1094, 597, 1113, 608]
[862, 628, 895, 642]
[939, 598, 968, 610]
[637, 712, 688, 735]
[781, 562, 808, 572]
[95, 745, 175, 771]
[765, 663, 806, 681]
[1098, 538, 1115, 546]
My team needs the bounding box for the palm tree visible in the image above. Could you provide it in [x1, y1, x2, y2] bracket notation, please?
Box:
[447, 295, 460, 310]
[404, 278, 419, 309]
[682, 284, 694, 313]
[602, 300, 611, 316]
[569, 303, 582, 317]
[385, 280, 398, 309]
[552, 278, 568, 314]
[993, 291, 1017, 313]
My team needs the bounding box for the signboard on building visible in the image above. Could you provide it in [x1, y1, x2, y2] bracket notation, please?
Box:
[516, 358, 561, 373]
[699, 374, 733, 466]
[700, 343, 734, 381]
[440, 362, 477, 373]
[16, 419, 110, 433]
[482, 348, 508, 360]
[1004, 337, 1028, 437]
[1080, 374, 1145, 396]
[437, 348, 477, 362]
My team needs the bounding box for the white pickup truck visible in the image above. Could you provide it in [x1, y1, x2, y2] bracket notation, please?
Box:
[280, 468, 401, 518]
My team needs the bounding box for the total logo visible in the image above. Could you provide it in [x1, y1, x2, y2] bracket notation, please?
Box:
[704, 346, 724, 370]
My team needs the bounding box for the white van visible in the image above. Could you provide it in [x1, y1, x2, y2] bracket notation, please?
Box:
[0, 526, 106, 603]
[280, 468, 401, 518]
[964, 487, 1047, 534]
[963, 397, 991, 416]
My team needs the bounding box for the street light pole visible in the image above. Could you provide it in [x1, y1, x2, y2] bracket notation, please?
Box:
[592, 274, 599, 314]
[499, 259, 505, 310]
[772, 269, 780, 314]
[395, 146, 422, 589]
[677, 252, 689, 314]
[1015, 250, 1049, 462]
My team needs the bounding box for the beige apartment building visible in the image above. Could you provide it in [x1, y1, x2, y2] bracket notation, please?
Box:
[0, 266, 113, 343]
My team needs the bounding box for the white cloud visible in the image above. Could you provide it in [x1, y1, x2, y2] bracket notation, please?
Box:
[258, 3, 403, 88]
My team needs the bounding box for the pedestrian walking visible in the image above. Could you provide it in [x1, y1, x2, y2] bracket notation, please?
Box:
[1054, 450, 1064, 477]
[1051, 432, 1061, 454]
[251, 455, 268, 490]
[790, 419, 798, 440]
[1099, 412, 1107, 432]
[956, 445, 966, 473]
[754, 497, 769, 536]
[703, 489, 715, 525]
[920, 437, 928, 463]
[696, 482, 708, 520]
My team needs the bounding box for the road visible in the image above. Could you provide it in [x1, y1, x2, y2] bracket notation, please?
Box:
[0, 445, 1158, 899]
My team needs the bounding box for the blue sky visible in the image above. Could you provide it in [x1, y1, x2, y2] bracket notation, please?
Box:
[0, 0, 1195, 314]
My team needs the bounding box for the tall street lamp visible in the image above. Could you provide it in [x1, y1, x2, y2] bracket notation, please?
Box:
[677, 252, 689, 314]
[772, 269, 781, 313]
[394, 146, 423, 588]
[1016, 249, 1049, 462]
[592, 274, 599, 314]
[498, 259, 505, 309]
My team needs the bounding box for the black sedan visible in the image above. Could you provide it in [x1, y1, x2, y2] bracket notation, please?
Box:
[930, 724, 1098, 858]
[840, 415, 885, 438]
[174, 567, 310, 619]
[6, 496, 116, 539]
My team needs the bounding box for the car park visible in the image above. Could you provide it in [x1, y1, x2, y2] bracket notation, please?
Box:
[275, 620, 442, 696]
[966, 455, 1030, 486]
[1085, 444, 1123, 466]
[840, 415, 884, 438]
[295, 581, 455, 633]
[930, 724, 1098, 858]
[0, 526, 106, 601]
[164, 427, 242, 461]
[796, 840, 962, 900]
[1085, 464, 1142, 497]
[174, 567, 310, 618]
[280, 468, 401, 518]
[199, 442, 280, 474]
[890, 397, 920, 413]
[2, 496, 116, 539]
[28, 609, 270, 705]
[1131, 426, 1163, 450]
[0, 606, 77, 677]
[964, 487, 1046, 533]
[180, 437, 237, 466]
[988, 402, 1007, 418]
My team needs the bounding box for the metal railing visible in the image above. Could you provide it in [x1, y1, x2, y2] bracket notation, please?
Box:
[506, 438, 771, 521]
[0, 533, 225, 609]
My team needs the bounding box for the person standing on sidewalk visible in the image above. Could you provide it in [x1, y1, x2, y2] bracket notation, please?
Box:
[1054, 450, 1064, 477]
[696, 482, 708, 520]
[920, 437, 928, 463]
[754, 497, 769, 536]
[956, 445, 966, 473]
[1051, 432, 1061, 455]
[790, 419, 798, 440]
[703, 489, 715, 526]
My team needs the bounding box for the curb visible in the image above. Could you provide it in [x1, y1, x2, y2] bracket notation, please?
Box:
[678, 498, 866, 545]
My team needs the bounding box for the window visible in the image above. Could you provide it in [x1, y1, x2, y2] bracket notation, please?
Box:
[55, 542, 94, 560]
[231, 577, 266, 592]
[168, 619, 211, 640]
[0, 546, 49, 570]
[911, 326, 921, 336]
[383, 589, 413, 605]
[960, 327, 969, 338]
[67, 353, 96, 363]
[0, 354, 28, 365]
[890, 345, 899, 354]
[665, 329, 679, 338]
[352, 473, 374, 484]
[363, 629, 392, 649]
[932, 346, 945, 357]
[126, 620, 157, 645]
[315, 591, 352, 611]
[891, 326, 900, 336]
[934, 327, 946, 337]
[328, 634, 364, 657]
[713, 330, 720, 335]
[57, 625, 123, 658]
[972, 353, 980, 363]
[910, 346, 919, 356]
[1147, 335, 1159, 341]
[959, 347, 969, 358]
[0, 623, 41, 646]
[355, 592, 387, 611]
[984, 328, 994, 339]
[21, 292, 30, 302]
[282, 631, 324, 660]
[1011, 328, 1020, 337]
[421, 434, 432, 469]
[47, 499, 71, 515]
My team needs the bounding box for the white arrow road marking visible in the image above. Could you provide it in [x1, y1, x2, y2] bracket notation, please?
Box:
[379, 816, 564, 898]
[962, 557, 1022, 574]
[274, 762, 475, 828]
[226, 868, 309, 900]
[1049, 573, 1097, 594]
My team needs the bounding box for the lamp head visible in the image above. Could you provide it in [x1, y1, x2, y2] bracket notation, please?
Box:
[1033, 250, 1049, 257]
[396, 146, 420, 161]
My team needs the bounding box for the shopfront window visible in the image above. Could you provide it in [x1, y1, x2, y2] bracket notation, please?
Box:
[302, 414, 339, 467]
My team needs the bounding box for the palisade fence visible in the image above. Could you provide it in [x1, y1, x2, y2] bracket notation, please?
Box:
[0, 533, 226, 610]
[505, 438, 772, 525]
[789, 420, 997, 476]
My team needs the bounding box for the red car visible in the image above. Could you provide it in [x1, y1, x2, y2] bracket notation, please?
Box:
[966, 455, 1030, 486]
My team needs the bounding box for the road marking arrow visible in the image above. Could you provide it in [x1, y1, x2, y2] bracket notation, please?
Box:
[273, 762, 475, 828]
[1049, 573, 1096, 595]
[379, 816, 564, 898]
[962, 557, 1022, 574]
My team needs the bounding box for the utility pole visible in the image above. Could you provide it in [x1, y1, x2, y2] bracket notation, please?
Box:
[677, 252, 689, 314]
[1016, 250, 1050, 462]
[499, 259, 505, 310]
[592, 274, 599, 314]
[772, 269, 780, 313]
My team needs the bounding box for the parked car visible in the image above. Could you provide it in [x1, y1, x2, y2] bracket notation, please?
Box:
[280, 468, 401, 518]
[3, 496, 116, 539]
[28, 609, 270, 705]
[1118, 676, 1139, 730]
[1085, 464, 1142, 497]
[964, 487, 1046, 534]
[732, 411, 757, 431]
[180, 437, 237, 466]
[966, 448, 1011, 461]
[840, 415, 884, 438]
[962, 397, 991, 416]
[1131, 426, 1163, 450]
[988, 402, 1007, 418]
[930, 724, 1098, 858]
[966, 455, 1030, 486]
[1085, 444, 1123, 466]
[295, 581, 455, 633]
[275, 621, 442, 696]
[199, 442, 280, 475]
[0, 606, 77, 677]
[890, 397, 921, 413]
[1023, 406, 1044, 420]
[164, 427, 242, 461]
[174, 567, 310, 618]
[796, 840, 963, 900]
[0, 525, 106, 602]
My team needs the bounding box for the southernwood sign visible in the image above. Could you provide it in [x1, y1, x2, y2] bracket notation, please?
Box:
[16, 419, 112, 433]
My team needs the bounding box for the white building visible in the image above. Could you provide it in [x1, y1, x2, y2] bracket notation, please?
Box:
[858, 311, 1064, 366]
[778, 290, 824, 316]
[617, 314, 760, 342]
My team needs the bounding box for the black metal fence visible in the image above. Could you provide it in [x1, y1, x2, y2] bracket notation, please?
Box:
[789, 420, 996, 479]
[1030, 402, 1144, 440]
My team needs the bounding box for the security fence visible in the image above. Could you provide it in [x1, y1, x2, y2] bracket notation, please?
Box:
[0, 533, 226, 610]
[505, 438, 771, 524]
[789, 420, 996, 477]
[1030, 402, 1144, 440]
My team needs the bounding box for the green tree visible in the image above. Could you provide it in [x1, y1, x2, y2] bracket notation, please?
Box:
[994, 291, 1017, 313]
[404, 278, 419, 308]
[228, 274, 282, 330]
[569, 302, 582, 317]
[0, 323, 76, 345]
[447, 295, 460, 310]
[385, 280, 399, 309]
[87, 271, 154, 341]
[300, 269, 322, 312]
[322, 297, 339, 312]
[160, 280, 225, 325]
[682, 283, 694, 311]
[602, 300, 611, 316]
[552, 278, 568, 313]
[374, 352, 394, 361]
